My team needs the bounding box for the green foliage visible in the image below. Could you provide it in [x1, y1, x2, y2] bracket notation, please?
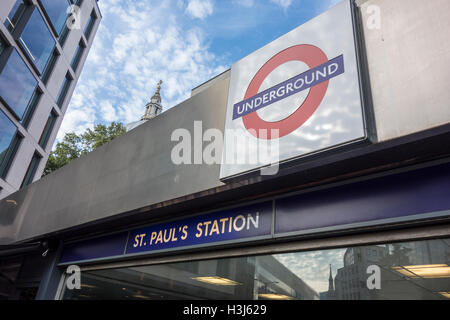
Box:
[43, 122, 126, 176]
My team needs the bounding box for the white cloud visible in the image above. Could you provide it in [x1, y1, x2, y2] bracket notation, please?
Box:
[185, 0, 214, 19]
[275, 249, 346, 293]
[100, 101, 119, 122]
[270, 0, 294, 8]
[56, 0, 341, 145]
[58, 107, 95, 139]
[57, 0, 226, 143]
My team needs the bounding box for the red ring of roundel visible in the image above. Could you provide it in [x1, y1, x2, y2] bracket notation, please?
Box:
[242, 44, 329, 140]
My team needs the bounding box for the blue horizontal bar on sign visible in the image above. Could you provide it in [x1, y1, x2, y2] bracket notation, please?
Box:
[232, 55, 345, 120]
[275, 162, 450, 235]
[126, 201, 273, 255]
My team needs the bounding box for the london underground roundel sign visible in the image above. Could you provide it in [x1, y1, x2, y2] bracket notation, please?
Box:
[220, 0, 366, 180]
[239, 45, 341, 139]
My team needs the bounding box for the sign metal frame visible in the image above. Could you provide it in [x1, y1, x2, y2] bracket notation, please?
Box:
[220, 0, 375, 181]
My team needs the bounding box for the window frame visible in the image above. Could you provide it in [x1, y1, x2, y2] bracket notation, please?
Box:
[20, 151, 42, 188]
[37, 0, 71, 37]
[21, 86, 43, 129]
[0, 126, 23, 180]
[41, 47, 60, 85]
[4, 0, 32, 35]
[58, 24, 70, 48]
[56, 72, 73, 108]
[38, 108, 58, 149]
[70, 38, 86, 72]
[0, 47, 39, 121]
[83, 9, 97, 40]
[14, 6, 56, 75]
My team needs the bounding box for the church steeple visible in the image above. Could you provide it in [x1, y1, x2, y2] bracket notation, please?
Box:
[142, 80, 163, 121]
[328, 264, 334, 292]
[126, 80, 164, 132]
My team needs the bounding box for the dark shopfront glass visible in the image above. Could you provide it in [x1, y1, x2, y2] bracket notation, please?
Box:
[39, 0, 71, 35]
[18, 8, 55, 73]
[0, 253, 46, 300]
[62, 238, 450, 300]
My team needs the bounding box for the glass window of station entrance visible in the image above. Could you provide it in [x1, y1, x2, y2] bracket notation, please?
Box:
[61, 238, 450, 300]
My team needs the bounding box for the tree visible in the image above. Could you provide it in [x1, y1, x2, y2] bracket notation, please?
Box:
[43, 122, 126, 176]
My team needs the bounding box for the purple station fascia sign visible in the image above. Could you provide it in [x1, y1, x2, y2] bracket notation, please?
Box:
[60, 202, 273, 264]
[60, 162, 450, 265]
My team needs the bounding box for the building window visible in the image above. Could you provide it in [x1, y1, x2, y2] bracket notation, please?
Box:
[57, 0, 84, 46]
[0, 110, 21, 179]
[0, 48, 38, 120]
[58, 25, 69, 47]
[84, 10, 97, 40]
[38, 0, 71, 36]
[21, 88, 42, 129]
[4, 0, 27, 33]
[71, 39, 85, 72]
[38, 109, 57, 149]
[41, 48, 59, 85]
[16, 7, 56, 74]
[56, 72, 73, 108]
[21, 152, 42, 188]
[0, 37, 7, 56]
[60, 238, 450, 300]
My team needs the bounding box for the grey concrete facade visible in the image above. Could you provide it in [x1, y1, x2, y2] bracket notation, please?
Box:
[0, 78, 229, 244]
[0, 0, 101, 199]
[359, 0, 450, 141]
[1, 0, 450, 245]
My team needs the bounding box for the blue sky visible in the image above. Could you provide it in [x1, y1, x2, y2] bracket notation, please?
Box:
[58, 0, 343, 140]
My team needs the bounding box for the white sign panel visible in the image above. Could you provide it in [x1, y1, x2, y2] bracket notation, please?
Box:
[220, 0, 366, 180]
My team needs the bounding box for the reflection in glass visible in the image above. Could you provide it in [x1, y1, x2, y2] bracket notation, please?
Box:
[21, 89, 41, 128]
[0, 49, 37, 119]
[39, 0, 70, 35]
[38, 110, 57, 149]
[0, 37, 7, 56]
[21, 152, 41, 188]
[41, 48, 59, 84]
[0, 256, 23, 299]
[0, 110, 17, 168]
[18, 8, 55, 73]
[56, 73, 72, 108]
[61, 238, 450, 300]
[70, 40, 85, 72]
[4, 0, 26, 33]
[84, 10, 96, 40]
[58, 25, 69, 47]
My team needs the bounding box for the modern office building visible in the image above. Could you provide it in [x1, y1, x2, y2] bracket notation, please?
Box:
[333, 246, 388, 300]
[0, 0, 101, 200]
[0, 0, 449, 300]
[334, 242, 450, 300]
